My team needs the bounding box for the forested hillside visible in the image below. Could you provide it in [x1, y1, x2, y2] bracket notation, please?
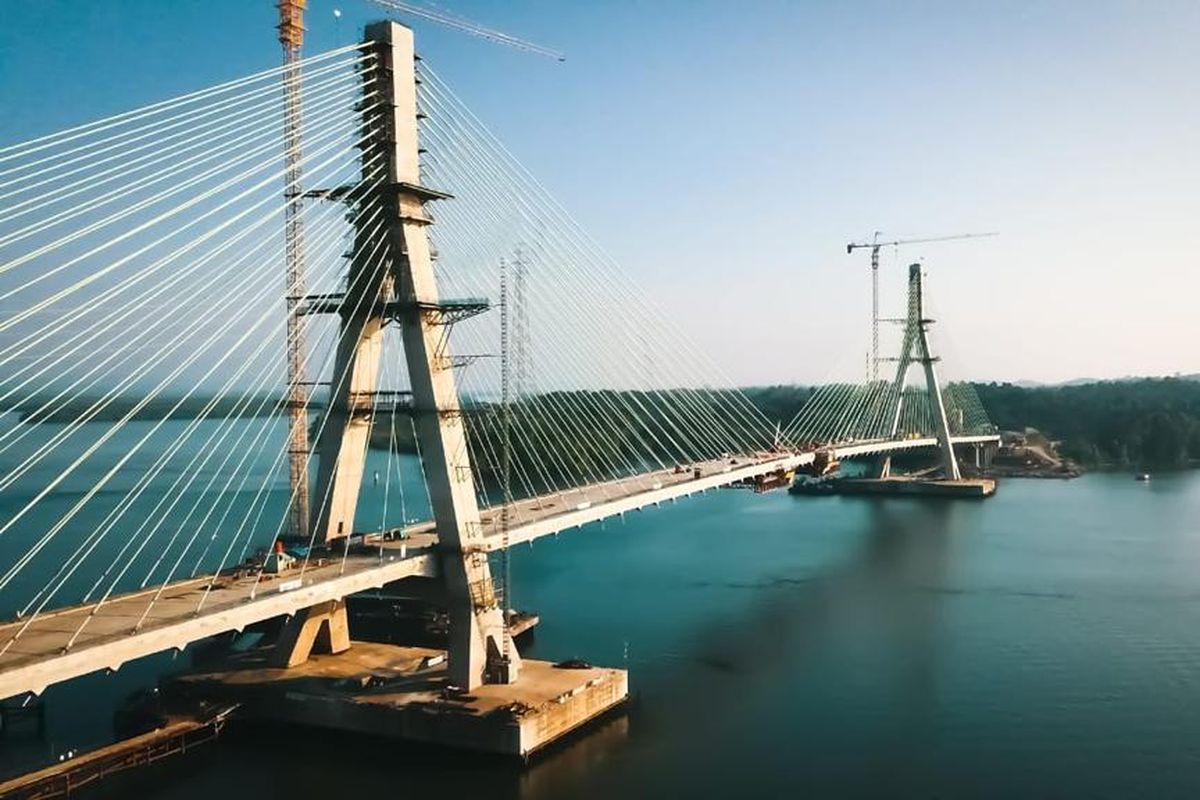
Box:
[973, 379, 1200, 468]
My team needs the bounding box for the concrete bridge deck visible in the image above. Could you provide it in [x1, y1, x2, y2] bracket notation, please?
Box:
[0, 434, 997, 699]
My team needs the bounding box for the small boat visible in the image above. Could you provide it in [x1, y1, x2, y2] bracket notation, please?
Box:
[1136, 473, 1151, 482]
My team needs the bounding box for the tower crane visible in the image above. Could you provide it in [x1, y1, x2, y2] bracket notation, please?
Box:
[367, 0, 566, 60]
[848, 231, 997, 381]
[276, 1, 311, 539]
[269, 0, 561, 540]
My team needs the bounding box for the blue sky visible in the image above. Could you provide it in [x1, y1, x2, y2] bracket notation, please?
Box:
[1, 1, 1197, 384]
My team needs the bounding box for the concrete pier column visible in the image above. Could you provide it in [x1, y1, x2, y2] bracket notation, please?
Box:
[877, 455, 892, 478]
[270, 600, 351, 669]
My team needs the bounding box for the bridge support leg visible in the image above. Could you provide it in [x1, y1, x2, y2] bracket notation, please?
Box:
[270, 600, 350, 669]
[309, 312, 387, 543]
[917, 344, 960, 479]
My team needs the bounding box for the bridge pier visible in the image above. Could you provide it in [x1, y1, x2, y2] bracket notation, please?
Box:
[876, 455, 892, 478]
[368, 21, 520, 689]
[172, 641, 626, 759]
[269, 600, 351, 669]
[289, 21, 520, 688]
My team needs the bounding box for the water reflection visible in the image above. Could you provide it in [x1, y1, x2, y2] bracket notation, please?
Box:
[504, 495, 969, 799]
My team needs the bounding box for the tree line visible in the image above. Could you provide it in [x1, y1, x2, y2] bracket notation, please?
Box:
[10, 378, 1198, 470]
[741, 380, 1200, 469]
[972, 378, 1200, 468]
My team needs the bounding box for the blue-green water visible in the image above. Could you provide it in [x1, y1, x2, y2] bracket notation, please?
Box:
[6, 420, 1200, 797]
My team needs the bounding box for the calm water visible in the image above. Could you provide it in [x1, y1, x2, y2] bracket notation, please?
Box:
[6, 425, 1200, 797]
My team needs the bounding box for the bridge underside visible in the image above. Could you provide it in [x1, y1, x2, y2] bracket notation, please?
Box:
[0, 435, 996, 699]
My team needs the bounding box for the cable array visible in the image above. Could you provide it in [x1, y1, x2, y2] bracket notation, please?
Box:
[0, 33, 998, 665]
[0, 40, 784, 648]
[0, 47, 384, 641]
[782, 267, 995, 445]
[410, 63, 780, 513]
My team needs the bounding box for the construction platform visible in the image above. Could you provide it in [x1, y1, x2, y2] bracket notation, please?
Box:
[836, 476, 997, 498]
[168, 642, 627, 759]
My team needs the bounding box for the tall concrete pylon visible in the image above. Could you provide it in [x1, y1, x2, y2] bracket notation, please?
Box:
[303, 21, 518, 689]
[881, 263, 962, 480]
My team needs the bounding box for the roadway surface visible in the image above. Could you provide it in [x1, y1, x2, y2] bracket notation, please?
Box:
[0, 435, 998, 698]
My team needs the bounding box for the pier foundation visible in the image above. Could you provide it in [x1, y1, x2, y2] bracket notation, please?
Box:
[171, 641, 627, 758]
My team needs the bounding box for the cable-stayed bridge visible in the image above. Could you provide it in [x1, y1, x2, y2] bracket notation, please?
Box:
[0, 22, 997, 716]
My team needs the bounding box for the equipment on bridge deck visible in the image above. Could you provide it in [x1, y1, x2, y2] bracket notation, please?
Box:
[847, 231, 997, 382]
[263, 540, 298, 573]
[797, 448, 840, 478]
[367, 0, 566, 60]
[738, 466, 795, 493]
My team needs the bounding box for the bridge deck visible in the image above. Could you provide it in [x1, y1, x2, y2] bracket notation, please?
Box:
[0, 552, 437, 697]
[0, 435, 997, 698]
[471, 434, 998, 550]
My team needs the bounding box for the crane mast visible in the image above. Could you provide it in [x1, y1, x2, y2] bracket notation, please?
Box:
[278, 0, 310, 540]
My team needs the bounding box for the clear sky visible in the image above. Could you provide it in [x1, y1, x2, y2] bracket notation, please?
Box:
[1, 0, 1197, 385]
